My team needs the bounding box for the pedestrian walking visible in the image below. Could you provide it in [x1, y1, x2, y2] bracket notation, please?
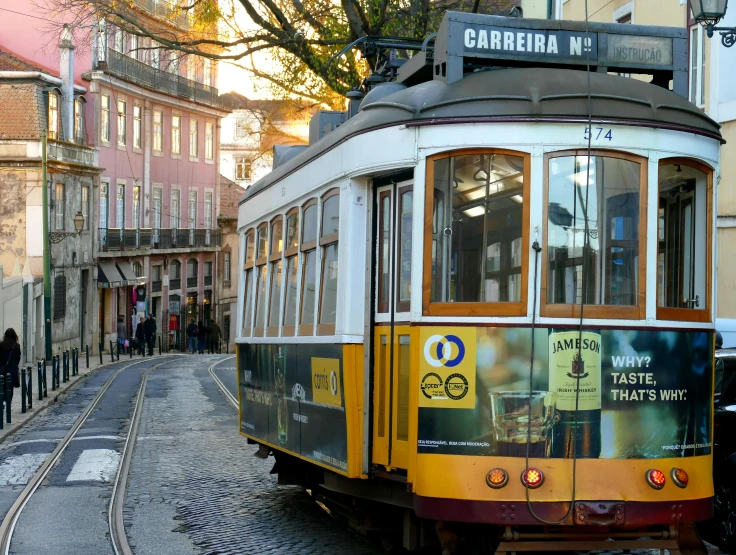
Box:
[186, 319, 199, 354]
[144, 314, 157, 356]
[207, 320, 221, 354]
[116, 315, 127, 354]
[0, 329, 20, 406]
[135, 316, 145, 355]
[197, 320, 207, 354]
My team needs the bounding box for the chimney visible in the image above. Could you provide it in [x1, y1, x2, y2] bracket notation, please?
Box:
[59, 24, 75, 142]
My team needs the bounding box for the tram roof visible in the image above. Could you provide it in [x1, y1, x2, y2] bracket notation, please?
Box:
[241, 67, 722, 204]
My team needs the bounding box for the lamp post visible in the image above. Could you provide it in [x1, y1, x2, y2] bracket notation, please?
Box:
[689, 0, 736, 47]
[49, 211, 85, 243]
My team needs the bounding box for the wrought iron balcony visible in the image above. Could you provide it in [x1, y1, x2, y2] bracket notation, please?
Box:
[102, 228, 221, 251]
[169, 278, 181, 290]
[99, 228, 152, 251]
[152, 280, 163, 293]
[104, 50, 223, 109]
[186, 277, 198, 289]
[135, 0, 189, 30]
[204, 275, 212, 286]
[48, 139, 97, 167]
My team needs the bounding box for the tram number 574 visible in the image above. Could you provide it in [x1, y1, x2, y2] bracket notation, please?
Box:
[584, 127, 613, 141]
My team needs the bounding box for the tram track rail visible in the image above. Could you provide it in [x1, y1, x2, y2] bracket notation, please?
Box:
[208, 356, 237, 409]
[0, 355, 183, 555]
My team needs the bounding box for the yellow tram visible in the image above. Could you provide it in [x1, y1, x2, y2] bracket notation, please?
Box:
[236, 12, 721, 553]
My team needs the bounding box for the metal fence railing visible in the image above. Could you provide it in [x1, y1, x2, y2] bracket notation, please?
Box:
[100, 228, 220, 251]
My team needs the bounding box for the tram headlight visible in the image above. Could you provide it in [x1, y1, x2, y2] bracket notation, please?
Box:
[671, 468, 689, 488]
[646, 469, 666, 490]
[486, 468, 509, 489]
[521, 468, 544, 489]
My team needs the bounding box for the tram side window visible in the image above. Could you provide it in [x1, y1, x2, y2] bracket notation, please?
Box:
[319, 190, 339, 335]
[283, 210, 299, 336]
[544, 153, 644, 318]
[242, 230, 255, 336]
[267, 217, 284, 336]
[428, 152, 526, 314]
[253, 223, 269, 336]
[657, 162, 710, 318]
[300, 200, 318, 335]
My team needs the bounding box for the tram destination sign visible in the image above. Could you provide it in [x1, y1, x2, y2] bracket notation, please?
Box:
[607, 34, 673, 66]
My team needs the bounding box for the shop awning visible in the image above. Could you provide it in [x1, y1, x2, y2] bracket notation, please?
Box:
[116, 261, 146, 286]
[97, 260, 125, 288]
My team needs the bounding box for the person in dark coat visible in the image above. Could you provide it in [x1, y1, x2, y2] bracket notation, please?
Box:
[135, 316, 145, 355]
[197, 320, 207, 354]
[143, 315, 157, 356]
[117, 315, 127, 354]
[186, 319, 198, 354]
[207, 320, 221, 354]
[0, 328, 21, 405]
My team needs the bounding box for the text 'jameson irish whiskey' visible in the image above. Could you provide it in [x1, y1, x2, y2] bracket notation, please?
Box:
[549, 330, 602, 458]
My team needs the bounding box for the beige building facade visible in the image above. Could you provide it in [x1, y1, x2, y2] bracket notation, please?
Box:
[523, 0, 736, 344]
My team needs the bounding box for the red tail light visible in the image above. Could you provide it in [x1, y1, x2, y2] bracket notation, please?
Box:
[646, 469, 666, 490]
[521, 468, 544, 489]
[671, 468, 689, 488]
[486, 468, 509, 489]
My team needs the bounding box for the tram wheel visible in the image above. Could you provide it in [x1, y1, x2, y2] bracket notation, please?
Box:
[713, 484, 736, 551]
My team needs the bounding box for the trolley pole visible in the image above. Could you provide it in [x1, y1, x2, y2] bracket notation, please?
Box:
[41, 130, 52, 362]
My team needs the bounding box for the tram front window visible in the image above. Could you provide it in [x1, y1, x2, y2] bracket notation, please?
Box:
[430, 152, 525, 305]
[657, 162, 710, 317]
[545, 153, 642, 312]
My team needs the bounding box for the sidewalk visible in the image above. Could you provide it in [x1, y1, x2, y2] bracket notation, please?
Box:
[0, 349, 161, 443]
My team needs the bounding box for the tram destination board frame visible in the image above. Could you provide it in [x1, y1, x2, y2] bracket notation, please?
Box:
[433, 12, 688, 97]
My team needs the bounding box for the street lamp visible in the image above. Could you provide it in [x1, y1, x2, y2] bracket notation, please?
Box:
[689, 0, 736, 47]
[49, 211, 85, 243]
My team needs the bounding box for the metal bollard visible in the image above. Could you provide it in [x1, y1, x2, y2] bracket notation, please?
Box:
[42, 359, 47, 398]
[51, 357, 56, 391]
[99, 341, 103, 365]
[116, 340, 120, 360]
[26, 365, 32, 410]
[159, 336, 162, 356]
[109, 341, 115, 363]
[21, 368, 26, 414]
[0, 376, 5, 430]
[130, 344, 133, 359]
[71, 348, 76, 377]
[5, 373, 11, 423]
[37, 361, 43, 401]
[63, 351, 68, 383]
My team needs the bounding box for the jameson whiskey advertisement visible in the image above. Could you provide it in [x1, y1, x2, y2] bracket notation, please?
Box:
[548, 330, 602, 458]
[418, 327, 712, 459]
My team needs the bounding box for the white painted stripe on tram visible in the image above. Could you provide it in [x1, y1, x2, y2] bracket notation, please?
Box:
[0, 454, 48, 486]
[66, 449, 121, 483]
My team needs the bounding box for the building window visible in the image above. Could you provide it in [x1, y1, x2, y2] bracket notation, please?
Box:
[150, 41, 160, 68]
[54, 275, 66, 321]
[153, 188, 162, 230]
[187, 58, 196, 82]
[171, 189, 180, 228]
[189, 119, 198, 158]
[318, 190, 339, 335]
[100, 182, 109, 228]
[133, 105, 142, 149]
[133, 261, 143, 277]
[235, 158, 251, 181]
[543, 151, 646, 319]
[205, 261, 212, 278]
[253, 223, 269, 336]
[300, 199, 317, 335]
[153, 110, 163, 153]
[205, 121, 214, 161]
[132, 185, 141, 229]
[657, 160, 712, 321]
[55, 183, 65, 230]
[242, 230, 255, 336]
[153, 265, 162, 282]
[172, 115, 181, 155]
[426, 151, 528, 316]
[224, 251, 231, 283]
[267, 216, 284, 336]
[689, 24, 706, 107]
[170, 260, 181, 280]
[82, 185, 90, 230]
[114, 28, 125, 52]
[74, 98, 84, 144]
[117, 99, 126, 147]
[203, 59, 212, 86]
[235, 117, 250, 139]
[101, 94, 110, 143]
[48, 93, 59, 140]
[188, 190, 197, 229]
[130, 34, 139, 60]
[204, 192, 213, 230]
[116, 184, 125, 228]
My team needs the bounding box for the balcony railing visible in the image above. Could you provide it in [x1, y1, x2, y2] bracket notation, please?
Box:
[105, 49, 223, 109]
[48, 140, 97, 167]
[186, 277, 198, 289]
[135, 0, 189, 29]
[101, 228, 221, 251]
[169, 278, 181, 290]
[204, 275, 212, 286]
[152, 280, 163, 293]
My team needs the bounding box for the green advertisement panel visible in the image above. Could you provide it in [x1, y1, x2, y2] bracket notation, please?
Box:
[418, 327, 713, 459]
[237, 343, 348, 472]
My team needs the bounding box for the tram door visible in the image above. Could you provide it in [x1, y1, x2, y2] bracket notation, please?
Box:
[372, 180, 413, 470]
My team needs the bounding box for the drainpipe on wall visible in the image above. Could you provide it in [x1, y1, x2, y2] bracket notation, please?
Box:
[42, 131, 52, 361]
[59, 24, 75, 142]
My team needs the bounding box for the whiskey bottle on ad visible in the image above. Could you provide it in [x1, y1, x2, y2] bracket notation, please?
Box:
[548, 329, 602, 458]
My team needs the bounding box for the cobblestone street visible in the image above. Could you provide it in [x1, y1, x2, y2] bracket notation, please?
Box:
[124, 355, 384, 555]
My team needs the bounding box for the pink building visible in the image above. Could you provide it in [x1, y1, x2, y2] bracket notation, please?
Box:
[1, 2, 229, 348]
